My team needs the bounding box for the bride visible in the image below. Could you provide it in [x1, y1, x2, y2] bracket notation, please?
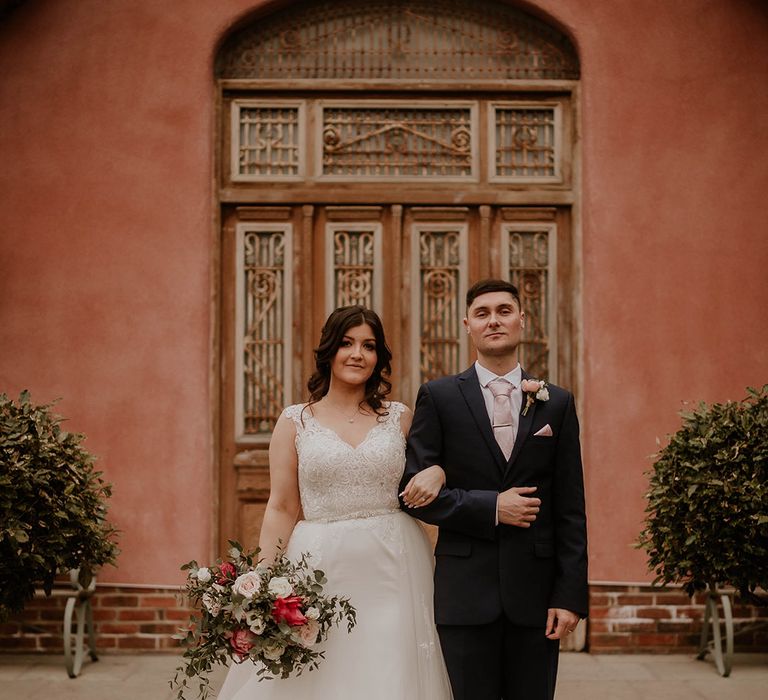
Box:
[217, 305, 453, 699]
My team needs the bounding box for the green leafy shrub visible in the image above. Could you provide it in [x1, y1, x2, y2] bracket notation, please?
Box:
[0, 391, 119, 621]
[639, 386, 768, 601]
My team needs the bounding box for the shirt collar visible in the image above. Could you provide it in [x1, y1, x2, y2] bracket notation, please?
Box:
[474, 360, 521, 388]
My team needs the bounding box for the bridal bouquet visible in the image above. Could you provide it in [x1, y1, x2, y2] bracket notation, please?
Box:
[170, 541, 357, 700]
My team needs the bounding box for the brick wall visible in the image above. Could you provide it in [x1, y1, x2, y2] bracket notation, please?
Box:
[588, 584, 768, 653]
[0, 586, 187, 653]
[2, 583, 766, 654]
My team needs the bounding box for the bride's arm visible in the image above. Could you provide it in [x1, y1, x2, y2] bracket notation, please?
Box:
[258, 412, 301, 564]
[400, 384, 498, 540]
[400, 466, 445, 508]
[398, 406, 446, 508]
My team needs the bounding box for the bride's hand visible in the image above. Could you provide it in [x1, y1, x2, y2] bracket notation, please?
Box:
[400, 465, 446, 508]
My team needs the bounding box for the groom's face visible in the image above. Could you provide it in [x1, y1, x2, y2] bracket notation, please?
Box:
[464, 291, 525, 358]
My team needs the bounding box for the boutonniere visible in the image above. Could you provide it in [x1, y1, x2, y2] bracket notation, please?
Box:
[520, 379, 549, 416]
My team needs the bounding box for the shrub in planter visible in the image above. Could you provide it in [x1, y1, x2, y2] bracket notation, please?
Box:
[639, 385, 768, 602]
[0, 390, 119, 621]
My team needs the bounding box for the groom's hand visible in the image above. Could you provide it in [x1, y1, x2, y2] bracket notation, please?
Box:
[497, 486, 540, 527]
[545, 607, 580, 640]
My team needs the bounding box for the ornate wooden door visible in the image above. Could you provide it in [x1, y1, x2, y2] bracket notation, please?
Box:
[214, 0, 580, 553]
[219, 202, 573, 551]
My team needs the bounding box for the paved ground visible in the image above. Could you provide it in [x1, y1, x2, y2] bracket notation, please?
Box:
[1, 652, 766, 699]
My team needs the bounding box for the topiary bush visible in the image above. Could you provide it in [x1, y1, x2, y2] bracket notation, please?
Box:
[0, 390, 119, 621]
[639, 385, 768, 602]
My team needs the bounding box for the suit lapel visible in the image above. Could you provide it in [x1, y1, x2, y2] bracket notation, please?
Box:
[456, 366, 507, 471]
[505, 368, 537, 477]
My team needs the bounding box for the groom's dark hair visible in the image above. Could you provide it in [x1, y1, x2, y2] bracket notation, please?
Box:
[466, 278, 521, 309]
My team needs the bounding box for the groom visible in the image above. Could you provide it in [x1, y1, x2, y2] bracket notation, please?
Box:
[400, 278, 588, 700]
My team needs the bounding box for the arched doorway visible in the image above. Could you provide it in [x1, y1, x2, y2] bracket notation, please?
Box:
[214, 0, 580, 551]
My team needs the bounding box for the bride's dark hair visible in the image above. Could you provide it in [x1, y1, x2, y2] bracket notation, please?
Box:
[305, 305, 392, 418]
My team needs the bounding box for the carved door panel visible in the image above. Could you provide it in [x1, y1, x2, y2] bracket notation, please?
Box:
[219, 203, 569, 553]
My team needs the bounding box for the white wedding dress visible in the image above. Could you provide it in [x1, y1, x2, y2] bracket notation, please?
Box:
[217, 401, 452, 700]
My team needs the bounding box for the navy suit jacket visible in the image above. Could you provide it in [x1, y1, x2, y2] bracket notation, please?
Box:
[400, 366, 588, 627]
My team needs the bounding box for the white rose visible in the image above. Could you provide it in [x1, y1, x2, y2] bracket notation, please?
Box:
[305, 606, 320, 620]
[295, 619, 320, 648]
[246, 611, 266, 635]
[262, 642, 285, 660]
[232, 571, 262, 599]
[195, 567, 211, 583]
[536, 386, 550, 401]
[202, 592, 221, 616]
[212, 583, 226, 593]
[267, 576, 293, 597]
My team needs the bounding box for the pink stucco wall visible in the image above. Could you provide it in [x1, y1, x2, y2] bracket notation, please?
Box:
[549, 0, 768, 582]
[1, 0, 766, 586]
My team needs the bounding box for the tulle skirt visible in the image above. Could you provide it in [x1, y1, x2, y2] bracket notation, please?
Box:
[217, 511, 452, 699]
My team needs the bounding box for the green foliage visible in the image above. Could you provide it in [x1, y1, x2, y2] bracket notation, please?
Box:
[639, 386, 768, 599]
[0, 391, 119, 621]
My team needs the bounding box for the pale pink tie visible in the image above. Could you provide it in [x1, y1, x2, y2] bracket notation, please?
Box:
[489, 378, 516, 460]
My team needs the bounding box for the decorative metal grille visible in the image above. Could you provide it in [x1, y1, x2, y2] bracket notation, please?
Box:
[235, 104, 301, 179]
[495, 107, 557, 179]
[240, 228, 289, 435]
[216, 0, 580, 81]
[418, 229, 463, 383]
[331, 228, 376, 308]
[508, 228, 551, 380]
[322, 106, 473, 178]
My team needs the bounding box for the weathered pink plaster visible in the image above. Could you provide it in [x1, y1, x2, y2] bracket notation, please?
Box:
[1, 0, 766, 585]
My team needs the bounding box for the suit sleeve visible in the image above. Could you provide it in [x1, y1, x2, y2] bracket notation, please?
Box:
[549, 392, 589, 617]
[399, 383, 498, 541]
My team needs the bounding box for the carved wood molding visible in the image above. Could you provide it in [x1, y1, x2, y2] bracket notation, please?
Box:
[233, 448, 269, 468]
[216, 0, 579, 81]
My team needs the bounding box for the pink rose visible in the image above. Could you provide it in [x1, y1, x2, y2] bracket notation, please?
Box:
[232, 571, 261, 599]
[272, 596, 308, 627]
[230, 628, 255, 659]
[520, 378, 548, 415]
[217, 561, 237, 584]
[295, 619, 320, 648]
[521, 379, 543, 394]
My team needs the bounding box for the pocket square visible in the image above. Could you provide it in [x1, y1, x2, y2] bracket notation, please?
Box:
[533, 424, 553, 437]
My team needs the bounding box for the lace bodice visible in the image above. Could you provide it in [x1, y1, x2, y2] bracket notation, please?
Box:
[282, 402, 407, 522]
